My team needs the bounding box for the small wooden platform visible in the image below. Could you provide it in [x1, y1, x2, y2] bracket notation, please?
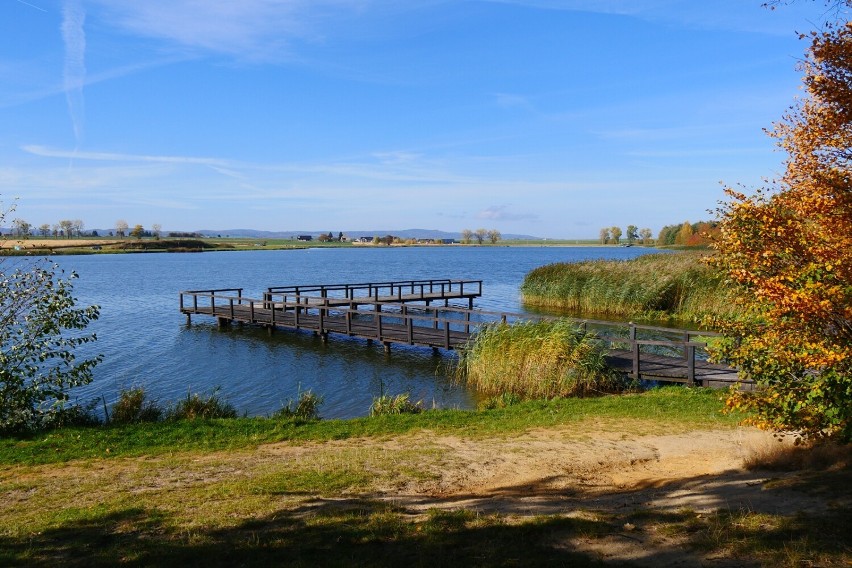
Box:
[606, 350, 746, 389]
[265, 279, 482, 310]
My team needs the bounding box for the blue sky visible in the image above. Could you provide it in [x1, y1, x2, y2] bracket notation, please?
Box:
[0, 0, 836, 238]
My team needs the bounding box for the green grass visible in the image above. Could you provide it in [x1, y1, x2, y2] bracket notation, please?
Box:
[456, 319, 628, 399]
[521, 251, 738, 322]
[1, 388, 846, 567]
[0, 387, 736, 466]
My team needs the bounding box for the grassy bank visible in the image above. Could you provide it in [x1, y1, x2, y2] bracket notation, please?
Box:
[0, 387, 734, 466]
[521, 251, 738, 322]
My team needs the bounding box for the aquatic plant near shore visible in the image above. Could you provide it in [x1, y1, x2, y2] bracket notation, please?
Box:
[456, 319, 626, 399]
[167, 387, 238, 420]
[110, 387, 163, 424]
[369, 393, 424, 416]
[520, 252, 737, 322]
[275, 390, 324, 421]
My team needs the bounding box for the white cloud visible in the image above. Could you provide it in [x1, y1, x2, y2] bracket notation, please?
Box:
[477, 205, 538, 222]
[87, 0, 359, 61]
[22, 144, 229, 166]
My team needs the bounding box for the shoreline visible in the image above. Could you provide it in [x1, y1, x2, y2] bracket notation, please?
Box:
[0, 237, 661, 256]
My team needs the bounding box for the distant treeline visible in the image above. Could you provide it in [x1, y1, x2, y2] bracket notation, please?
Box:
[656, 221, 720, 247]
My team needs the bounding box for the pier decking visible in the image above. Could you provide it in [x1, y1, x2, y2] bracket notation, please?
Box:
[179, 280, 746, 388]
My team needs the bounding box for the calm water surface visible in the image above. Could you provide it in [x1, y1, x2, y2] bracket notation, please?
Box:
[60, 246, 660, 418]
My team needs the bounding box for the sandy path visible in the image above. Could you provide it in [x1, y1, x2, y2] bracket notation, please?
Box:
[4, 426, 841, 567]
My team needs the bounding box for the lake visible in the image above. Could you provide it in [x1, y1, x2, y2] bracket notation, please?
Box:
[59, 246, 661, 419]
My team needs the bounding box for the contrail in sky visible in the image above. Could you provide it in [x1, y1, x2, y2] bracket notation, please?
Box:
[16, 0, 47, 11]
[61, 0, 86, 148]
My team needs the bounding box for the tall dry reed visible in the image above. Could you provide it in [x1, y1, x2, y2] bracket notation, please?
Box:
[455, 319, 626, 399]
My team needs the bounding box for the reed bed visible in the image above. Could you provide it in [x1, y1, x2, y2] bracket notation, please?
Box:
[521, 252, 737, 321]
[455, 319, 627, 399]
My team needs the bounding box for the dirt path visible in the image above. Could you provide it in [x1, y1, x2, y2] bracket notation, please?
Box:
[275, 427, 833, 566]
[4, 426, 844, 567]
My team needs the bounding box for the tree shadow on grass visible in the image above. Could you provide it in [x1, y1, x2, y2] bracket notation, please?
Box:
[0, 500, 625, 568]
[3, 461, 849, 567]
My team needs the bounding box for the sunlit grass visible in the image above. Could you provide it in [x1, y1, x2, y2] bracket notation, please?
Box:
[0, 387, 737, 466]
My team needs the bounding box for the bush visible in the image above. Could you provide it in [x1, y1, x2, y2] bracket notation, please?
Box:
[456, 319, 627, 400]
[0, 253, 102, 435]
[167, 387, 237, 420]
[274, 390, 323, 421]
[369, 393, 424, 416]
[110, 387, 163, 424]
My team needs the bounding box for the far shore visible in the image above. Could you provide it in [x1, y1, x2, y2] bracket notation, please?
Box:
[0, 236, 664, 256]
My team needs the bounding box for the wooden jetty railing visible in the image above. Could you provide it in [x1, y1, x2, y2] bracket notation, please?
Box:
[179, 286, 743, 388]
[265, 279, 482, 309]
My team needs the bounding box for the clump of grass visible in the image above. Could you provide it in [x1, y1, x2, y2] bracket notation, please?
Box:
[744, 440, 851, 472]
[167, 387, 237, 420]
[38, 401, 102, 430]
[477, 392, 522, 410]
[521, 251, 738, 321]
[456, 319, 627, 400]
[109, 387, 163, 424]
[274, 390, 323, 421]
[369, 393, 424, 416]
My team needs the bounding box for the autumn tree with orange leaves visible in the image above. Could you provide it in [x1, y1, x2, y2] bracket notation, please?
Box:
[711, 8, 852, 442]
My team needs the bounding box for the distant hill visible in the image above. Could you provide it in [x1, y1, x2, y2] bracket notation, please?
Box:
[193, 229, 541, 240]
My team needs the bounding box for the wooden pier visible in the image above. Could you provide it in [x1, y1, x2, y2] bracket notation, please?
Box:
[179, 280, 746, 388]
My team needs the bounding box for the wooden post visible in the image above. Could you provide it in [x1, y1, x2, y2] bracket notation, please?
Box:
[630, 324, 640, 379]
[406, 309, 414, 344]
[687, 344, 696, 386]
